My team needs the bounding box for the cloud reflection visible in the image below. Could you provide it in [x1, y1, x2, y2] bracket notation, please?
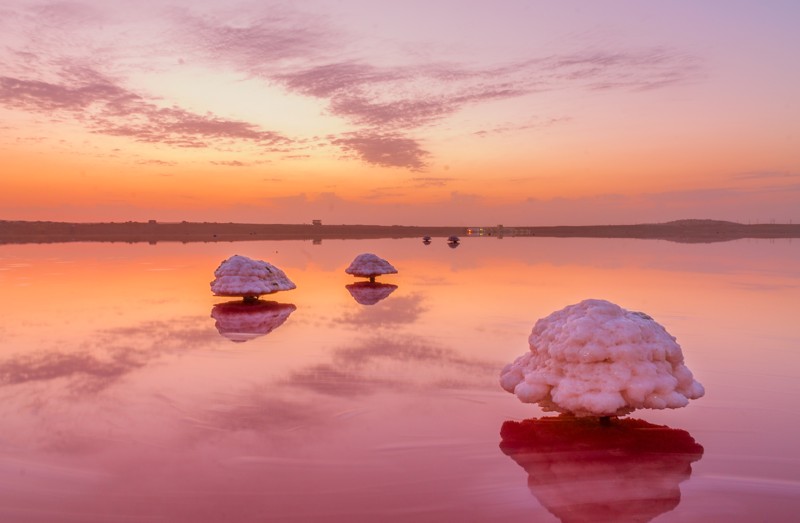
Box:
[286, 334, 498, 398]
[500, 416, 703, 523]
[337, 293, 426, 328]
[0, 351, 145, 393]
[0, 316, 217, 394]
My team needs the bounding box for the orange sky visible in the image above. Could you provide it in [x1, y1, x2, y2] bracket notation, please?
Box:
[1, 1, 798, 225]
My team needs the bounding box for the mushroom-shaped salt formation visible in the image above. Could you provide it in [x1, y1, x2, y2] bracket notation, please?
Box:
[211, 300, 296, 342]
[500, 416, 704, 523]
[344, 253, 397, 283]
[346, 281, 398, 305]
[210, 254, 296, 302]
[500, 299, 704, 418]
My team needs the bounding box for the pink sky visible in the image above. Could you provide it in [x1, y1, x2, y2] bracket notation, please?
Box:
[1, 0, 798, 225]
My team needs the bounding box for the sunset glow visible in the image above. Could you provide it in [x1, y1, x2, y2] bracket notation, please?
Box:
[1, 1, 798, 225]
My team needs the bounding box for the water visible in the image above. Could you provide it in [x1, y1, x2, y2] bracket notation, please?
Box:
[1, 237, 798, 522]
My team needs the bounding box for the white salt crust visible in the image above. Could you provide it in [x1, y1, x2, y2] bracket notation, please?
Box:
[210, 254, 296, 297]
[500, 299, 704, 417]
[344, 253, 398, 278]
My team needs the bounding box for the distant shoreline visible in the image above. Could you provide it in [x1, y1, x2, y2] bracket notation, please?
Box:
[1, 219, 798, 245]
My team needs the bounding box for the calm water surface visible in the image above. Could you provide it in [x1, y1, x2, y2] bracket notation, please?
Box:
[1, 237, 798, 522]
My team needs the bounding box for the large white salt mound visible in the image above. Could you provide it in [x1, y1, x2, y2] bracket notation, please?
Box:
[210, 255, 296, 298]
[500, 299, 704, 417]
[344, 253, 397, 279]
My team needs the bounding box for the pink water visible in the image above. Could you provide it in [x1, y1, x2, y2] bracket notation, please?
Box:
[1, 237, 798, 522]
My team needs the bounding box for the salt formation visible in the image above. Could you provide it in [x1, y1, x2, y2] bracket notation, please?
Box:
[344, 253, 397, 282]
[345, 282, 398, 305]
[210, 255, 296, 301]
[500, 416, 704, 522]
[211, 300, 296, 342]
[500, 299, 704, 417]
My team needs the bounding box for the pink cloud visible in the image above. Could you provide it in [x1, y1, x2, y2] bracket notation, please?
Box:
[410, 177, 458, 188]
[0, 67, 291, 150]
[331, 132, 429, 170]
[277, 62, 404, 97]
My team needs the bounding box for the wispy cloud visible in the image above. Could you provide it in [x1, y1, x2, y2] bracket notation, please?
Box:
[0, 66, 291, 150]
[533, 48, 702, 90]
[731, 171, 800, 180]
[211, 160, 249, 167]
[410, 177, 458, 188]
[2, 3, 704, 172]
[176, 7, 334, 73]
[331, 131, 429, 171]
[474, 117, 571, 137]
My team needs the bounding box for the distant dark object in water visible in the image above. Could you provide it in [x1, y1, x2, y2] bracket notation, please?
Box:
[422, 236, 431, 245]
[447, 235, 460, 244]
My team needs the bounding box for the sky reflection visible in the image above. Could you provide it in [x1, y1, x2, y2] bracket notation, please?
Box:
[0, 238, 798, 521]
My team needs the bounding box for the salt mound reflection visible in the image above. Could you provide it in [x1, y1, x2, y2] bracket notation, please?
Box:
[345, 281, 398, 305]
[500, 416, 703, 522]
[211, 300, 296, 342]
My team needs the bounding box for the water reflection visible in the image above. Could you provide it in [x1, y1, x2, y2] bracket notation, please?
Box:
[345, 281, 398, 305]
[500, 416, 703, 523]
[210, 300, 296, 342]
[0, 317, 215, 394]
[285, 333, 499, 397]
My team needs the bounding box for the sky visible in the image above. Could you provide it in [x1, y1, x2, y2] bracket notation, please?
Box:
[1, 0, 798, 226]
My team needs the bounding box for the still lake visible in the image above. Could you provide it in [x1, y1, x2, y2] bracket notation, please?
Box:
[1, 236, 798, 522]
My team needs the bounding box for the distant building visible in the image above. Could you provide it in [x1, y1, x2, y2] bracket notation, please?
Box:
[312, 219, 322, 226]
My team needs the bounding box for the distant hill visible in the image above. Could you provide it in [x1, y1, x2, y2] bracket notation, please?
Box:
[1, 219, 798, 244]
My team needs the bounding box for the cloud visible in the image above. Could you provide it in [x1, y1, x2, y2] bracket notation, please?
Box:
[474, 117, 571, 137]
[536, 48, 702, 91]
[331, 131, 429, 170]
[0, 67, 291, 150]
[277, 61, 404, 98]
[137, 159, 177, 166]
[731, 171, 800, 180]
[211, 160, 249, 167]
[176, 7, 334, 73]
[273, 48, 697, 169]
[410, 177, 458, 188]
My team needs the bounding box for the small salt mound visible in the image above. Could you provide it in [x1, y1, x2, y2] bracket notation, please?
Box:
[500, 299, 704, 417]
[344, 253, 397, 279]
[210, 254, 296, 298]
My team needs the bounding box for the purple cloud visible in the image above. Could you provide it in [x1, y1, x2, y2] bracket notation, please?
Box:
[331, 132, 429, 170]
[536, 48, 702, 91]
[177, 8, 333, 74]
[731, 171, 800, 180]
[211, 160, 249, 167]
[0, 67, 291, 150]
[277, 62, 404, 97]
[171, 10, 703, 170]
[474, 116, 571, 137]
[411, 177, 458, 188]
